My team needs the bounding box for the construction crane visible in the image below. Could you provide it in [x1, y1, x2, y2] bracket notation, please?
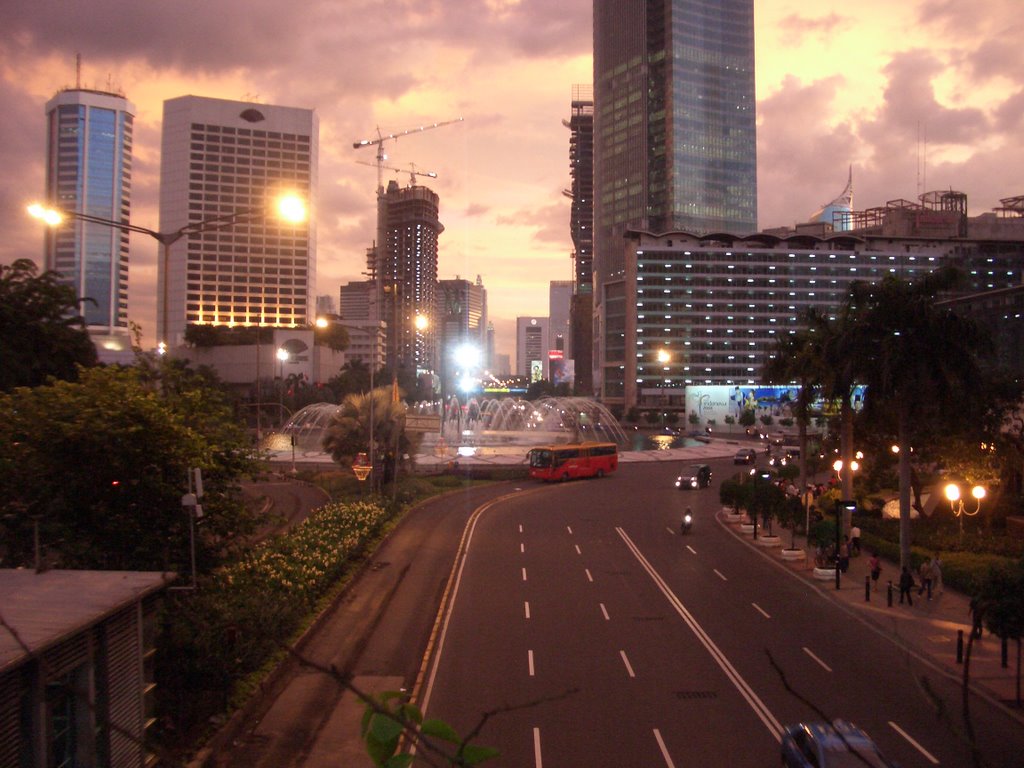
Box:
[353, 117, 463, 195]
[356, 160, 438, 187]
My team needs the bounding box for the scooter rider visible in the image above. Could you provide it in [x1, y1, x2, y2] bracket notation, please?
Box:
[681, 507, 693, 533]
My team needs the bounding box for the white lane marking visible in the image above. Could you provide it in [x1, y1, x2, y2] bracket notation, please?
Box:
[752, 602, 771, 619]
[600, 603, 610, 621]
[519, 524, 523, 533]
[889, 721, 940, 764]
[520, 542, 525, 553]
[528, 649, 535, 677]
[617, 527, 783, 741]
[802, 647, 832, 672]
[585, 568, 593, 583]
[522, 567, 527, 582]
[686, 545, 697, 555]
[666, 526, 677, 535]
[653, 728, 676, 768]
[566, 525, 573, 535]
[620, 650, 636, 678]
[533, 727, 543, 768]
[524, 601, 531, 620]
[574, 544, 582, 555]
[714, 568, 728, 581]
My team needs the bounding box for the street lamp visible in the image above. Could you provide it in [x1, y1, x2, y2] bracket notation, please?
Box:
[29, 191, 307, 348]
[276, 347, 289, 426]
[944, 483, 985, 541]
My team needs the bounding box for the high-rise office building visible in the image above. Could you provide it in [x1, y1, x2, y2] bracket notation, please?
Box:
[159, 96, 317, 346]
[593, 0, 757, 400]
[516, 317, 550, 381]
[377, 179, 443, 374]
[565, 85, 595, 394]
[438, 275, 487, 392]
[42, 88, 135, 353]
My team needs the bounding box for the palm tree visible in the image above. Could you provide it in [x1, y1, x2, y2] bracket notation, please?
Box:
[844, 267, 990, 568]
[322, 386, 408, 492]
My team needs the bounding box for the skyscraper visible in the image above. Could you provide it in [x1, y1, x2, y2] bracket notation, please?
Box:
[438, 275, 487, 392]
[565, 85, 595, 393]
[377, 179, 443, 374]
[159, 96, 317, 346]
[593, 0, 757, 400]
[43, 88, 134, 352]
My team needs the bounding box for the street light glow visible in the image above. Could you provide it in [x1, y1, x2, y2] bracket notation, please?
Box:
[276, 347, 290, 363]
[27, 203, 63, 226]
[453, 342, 481, 368]
[276, 193, 307, 224]
[415, 314, 429, 331]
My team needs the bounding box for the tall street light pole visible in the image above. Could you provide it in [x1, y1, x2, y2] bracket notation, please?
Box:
[29, 194, 307, 349]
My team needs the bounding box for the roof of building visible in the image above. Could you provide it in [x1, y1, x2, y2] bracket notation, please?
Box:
[0, 569, 174, 673]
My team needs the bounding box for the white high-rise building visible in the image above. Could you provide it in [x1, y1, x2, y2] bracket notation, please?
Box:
[158, 96, 318, 346]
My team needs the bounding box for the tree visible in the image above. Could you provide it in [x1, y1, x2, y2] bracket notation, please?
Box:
[0, 364, 261, 571]
[0, 258, 97, 390]
[328, 358, 372, 399]
[322, 386, 411, 490]
[845, 267, 991, 568]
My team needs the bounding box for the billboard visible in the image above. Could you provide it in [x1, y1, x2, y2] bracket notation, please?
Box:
[549, 358, 575, 388]
[685, 385, 866, 424]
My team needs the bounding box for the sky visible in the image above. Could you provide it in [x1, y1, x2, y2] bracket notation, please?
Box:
[3, 0, 1022, 364]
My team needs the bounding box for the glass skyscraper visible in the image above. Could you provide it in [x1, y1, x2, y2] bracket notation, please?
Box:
[593, 0, 757, 400]
[43, 89, 134, 345]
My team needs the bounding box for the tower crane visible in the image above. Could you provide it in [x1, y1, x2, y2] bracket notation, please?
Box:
[353, 117, 462, 195]
[356, 160, 438, 187]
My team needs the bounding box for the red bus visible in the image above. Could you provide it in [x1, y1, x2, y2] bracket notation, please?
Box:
[527, 442, 618, 482]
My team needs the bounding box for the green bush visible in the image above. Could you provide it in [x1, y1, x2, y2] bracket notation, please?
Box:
[157, 499, 390, 736]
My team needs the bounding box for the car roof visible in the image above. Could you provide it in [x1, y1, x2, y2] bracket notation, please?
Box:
[795, 720, 877, 750]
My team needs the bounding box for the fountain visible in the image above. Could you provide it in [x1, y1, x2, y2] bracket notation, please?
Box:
[436, 396, 629, 448]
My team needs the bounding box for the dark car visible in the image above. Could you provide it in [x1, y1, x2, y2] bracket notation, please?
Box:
[675, 464, 712, 490]
[733, 448, 757, 465]
[781, 720, 898, 767]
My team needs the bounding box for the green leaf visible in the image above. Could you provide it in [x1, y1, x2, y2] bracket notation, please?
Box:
[383, 756, 413, 768]
[459, 744, 501, 764]
[420, 717, 461, 744]
[368, 712, 404, 743]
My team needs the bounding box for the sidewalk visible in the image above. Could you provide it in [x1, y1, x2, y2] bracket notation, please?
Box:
[720, 512, 1024, 716]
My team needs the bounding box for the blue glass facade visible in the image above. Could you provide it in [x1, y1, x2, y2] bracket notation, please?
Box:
[594, 0, 757, 401]
[44, 90, 134, 332]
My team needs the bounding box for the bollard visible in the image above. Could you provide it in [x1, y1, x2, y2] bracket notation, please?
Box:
[865, 575, 870, 602]
[1002, 636, 1009, 668]
[957, 630, 964, 664]
[887, 580, 893, 607]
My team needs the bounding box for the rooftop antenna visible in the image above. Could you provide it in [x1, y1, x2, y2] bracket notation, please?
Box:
[75, 53, 81, 89]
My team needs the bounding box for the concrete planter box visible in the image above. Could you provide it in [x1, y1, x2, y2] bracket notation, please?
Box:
[756, 535, 782, 548]
[739, 524, 755, 535]
[813, 567, 837, 581]
[724, 512, 746, 524]
[780, 548, 806, 561]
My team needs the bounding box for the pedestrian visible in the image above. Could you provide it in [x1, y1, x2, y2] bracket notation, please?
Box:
[849, 524, 862, 556]
[931, 554, 943, 595]
[968, 597, 984, 639]
[899, 566, 915, 606]
[869, 552, 882, 591]
[918, 558, 934, 599]
[838, 536, 850, 574]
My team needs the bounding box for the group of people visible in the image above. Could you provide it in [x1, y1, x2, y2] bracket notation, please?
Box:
[897, 555, 944, 606]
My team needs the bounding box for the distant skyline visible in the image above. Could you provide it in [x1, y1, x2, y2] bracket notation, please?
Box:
[3, 0, 1021, 362]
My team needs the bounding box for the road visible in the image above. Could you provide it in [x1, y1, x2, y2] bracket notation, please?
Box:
[418, 459, 1024, 767]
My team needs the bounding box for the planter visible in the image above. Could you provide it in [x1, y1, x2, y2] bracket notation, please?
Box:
[812, 567, 837, 581]
[780, 548, 806, 561]
[756, 535, 782, 548]
[739, 524, 755, 535]
[724, 512, 746, 524]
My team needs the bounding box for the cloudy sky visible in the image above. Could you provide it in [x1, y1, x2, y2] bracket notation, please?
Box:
[3, 0, 1021, 362]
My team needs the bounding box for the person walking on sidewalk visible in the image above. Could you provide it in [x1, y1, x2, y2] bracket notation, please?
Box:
[849, 524, 862, 555]
[918, 558, 934, 599]
[899, 566, 916, 606]
[931, 554, 944, 595]
[869, 552, 882, 591]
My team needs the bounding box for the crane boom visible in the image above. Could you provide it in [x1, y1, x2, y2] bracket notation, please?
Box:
[353, 117, 463, 192]
[356, 160, 438, 187]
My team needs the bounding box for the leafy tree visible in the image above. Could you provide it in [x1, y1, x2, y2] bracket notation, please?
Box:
[0, 258, 97, 390]
[524, 378, 555, 401]
[738, 409, 756, 428]
[0, 364, 260, 571]
[719, 478, 751, 514]
[328, 358, 373, 399]
[845, 268, 992, 568]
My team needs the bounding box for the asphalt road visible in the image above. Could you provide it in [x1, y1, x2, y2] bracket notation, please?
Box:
[418, 459, 1024, 767]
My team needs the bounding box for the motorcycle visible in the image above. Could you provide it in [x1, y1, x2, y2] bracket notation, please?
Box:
[681, 510, 693, 534]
